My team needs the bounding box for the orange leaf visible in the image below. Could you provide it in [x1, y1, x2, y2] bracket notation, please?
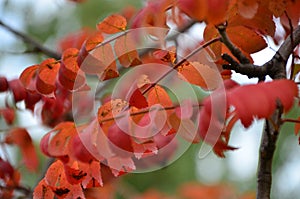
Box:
[206, 0, 229, 25]
[81, 42, 117, 77]
[19, 64, 39, 91]
[147, 85, 172, 107]
[178, 61, 220, 90]
[237, 0, 259, 19]
[268, 0, 287, 17]
[33, 179, 55, 199]
[36, 58, 60, 95]
[5, 128, 38, 171]
[97, 14, 127, 34]
[45, 161, 84, 199]
[47, 122, 77, 158]
[59, 48, 86, 90]
[228, 1, 275, 36]
[77, 31, 104, 67]
[114, 33, 140, 67]
[227, 26, 267, 54]
[177, 0, 206, 22]
[81, 160, 103, 188]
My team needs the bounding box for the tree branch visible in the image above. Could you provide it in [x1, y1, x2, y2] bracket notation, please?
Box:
[218, 23, 300, 199]
[0, 20, 61, 59]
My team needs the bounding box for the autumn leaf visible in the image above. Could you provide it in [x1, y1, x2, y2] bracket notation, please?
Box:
[107, 156, 135, 177]
[178, 61, 221, 90]
[114, 33, 140, 67]
[45, 122, 77, 158]
[81, 160, 103, 188]
[97, 14, 127, 34]
[0, 108, 15, 125]
[44, 161, 85, 199]
[36, 58, 60, 95]
[19, 64, 39, 91]
[59, 48, 86, 90]
[0, 76, 8, 92]
[147, 85, 172, 107]
[33, 179, 55, 199]
[228, 1, 276, 36]
[128, 86, 148, 109]
[237, 0, 259, 19]
[5, 128, 38, 171]
[199, 79, 298, 157]
[8, 79, 27, 103]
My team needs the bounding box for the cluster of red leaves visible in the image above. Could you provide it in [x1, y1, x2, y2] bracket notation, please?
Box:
[199, 79, 299, 157]
[4, 0, 300, 198]
[0, 158, 21, 198]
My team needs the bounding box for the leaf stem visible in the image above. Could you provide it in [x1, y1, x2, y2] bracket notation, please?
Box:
[141, 37, 221, 95]
[99, 103, 202, 124]
[281, 118, 300, 124]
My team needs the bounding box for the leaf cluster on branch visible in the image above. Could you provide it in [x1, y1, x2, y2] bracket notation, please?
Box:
[0, 0, 299, 198]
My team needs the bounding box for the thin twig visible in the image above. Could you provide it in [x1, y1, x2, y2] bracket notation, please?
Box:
[0, 20, 61, 59]
[141, 37, 221, 95]
[99, 103, 203, 124]
[282, 118, 300, 124]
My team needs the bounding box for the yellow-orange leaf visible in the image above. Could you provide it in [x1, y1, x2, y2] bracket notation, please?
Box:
[178, 61, 220, 90]
[114, 34, 140, 67]
[97, 14, 127, 34]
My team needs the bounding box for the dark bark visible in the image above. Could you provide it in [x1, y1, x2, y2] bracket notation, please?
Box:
[218, 24, 300, 199]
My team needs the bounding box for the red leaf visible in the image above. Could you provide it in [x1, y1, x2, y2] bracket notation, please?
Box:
[33, 179, 55, 199]
[199, 79, 298, 157]
[59, 48, 86, 90]
[107, 122, 133, 156]
[5, 128, 38, 171]
[8, 79, 27, 102]
[36, 58, 60, 95]
[0, 108, 15, 125]
[0, 158, 14, 179]
[64, 163, 87, 185]
[24, 92, 41, 111]
[97, 14, 127, 34]
[69, 134, 96, 163]
[128, 87, 148, 109]
[0, 76, 8, 92]
[19, 64, 39, 91]
[107, 156, 135, 177]
[45, 161, 84, 199]
[131, 141, 158, 159]
[46, 122, 77, 158]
